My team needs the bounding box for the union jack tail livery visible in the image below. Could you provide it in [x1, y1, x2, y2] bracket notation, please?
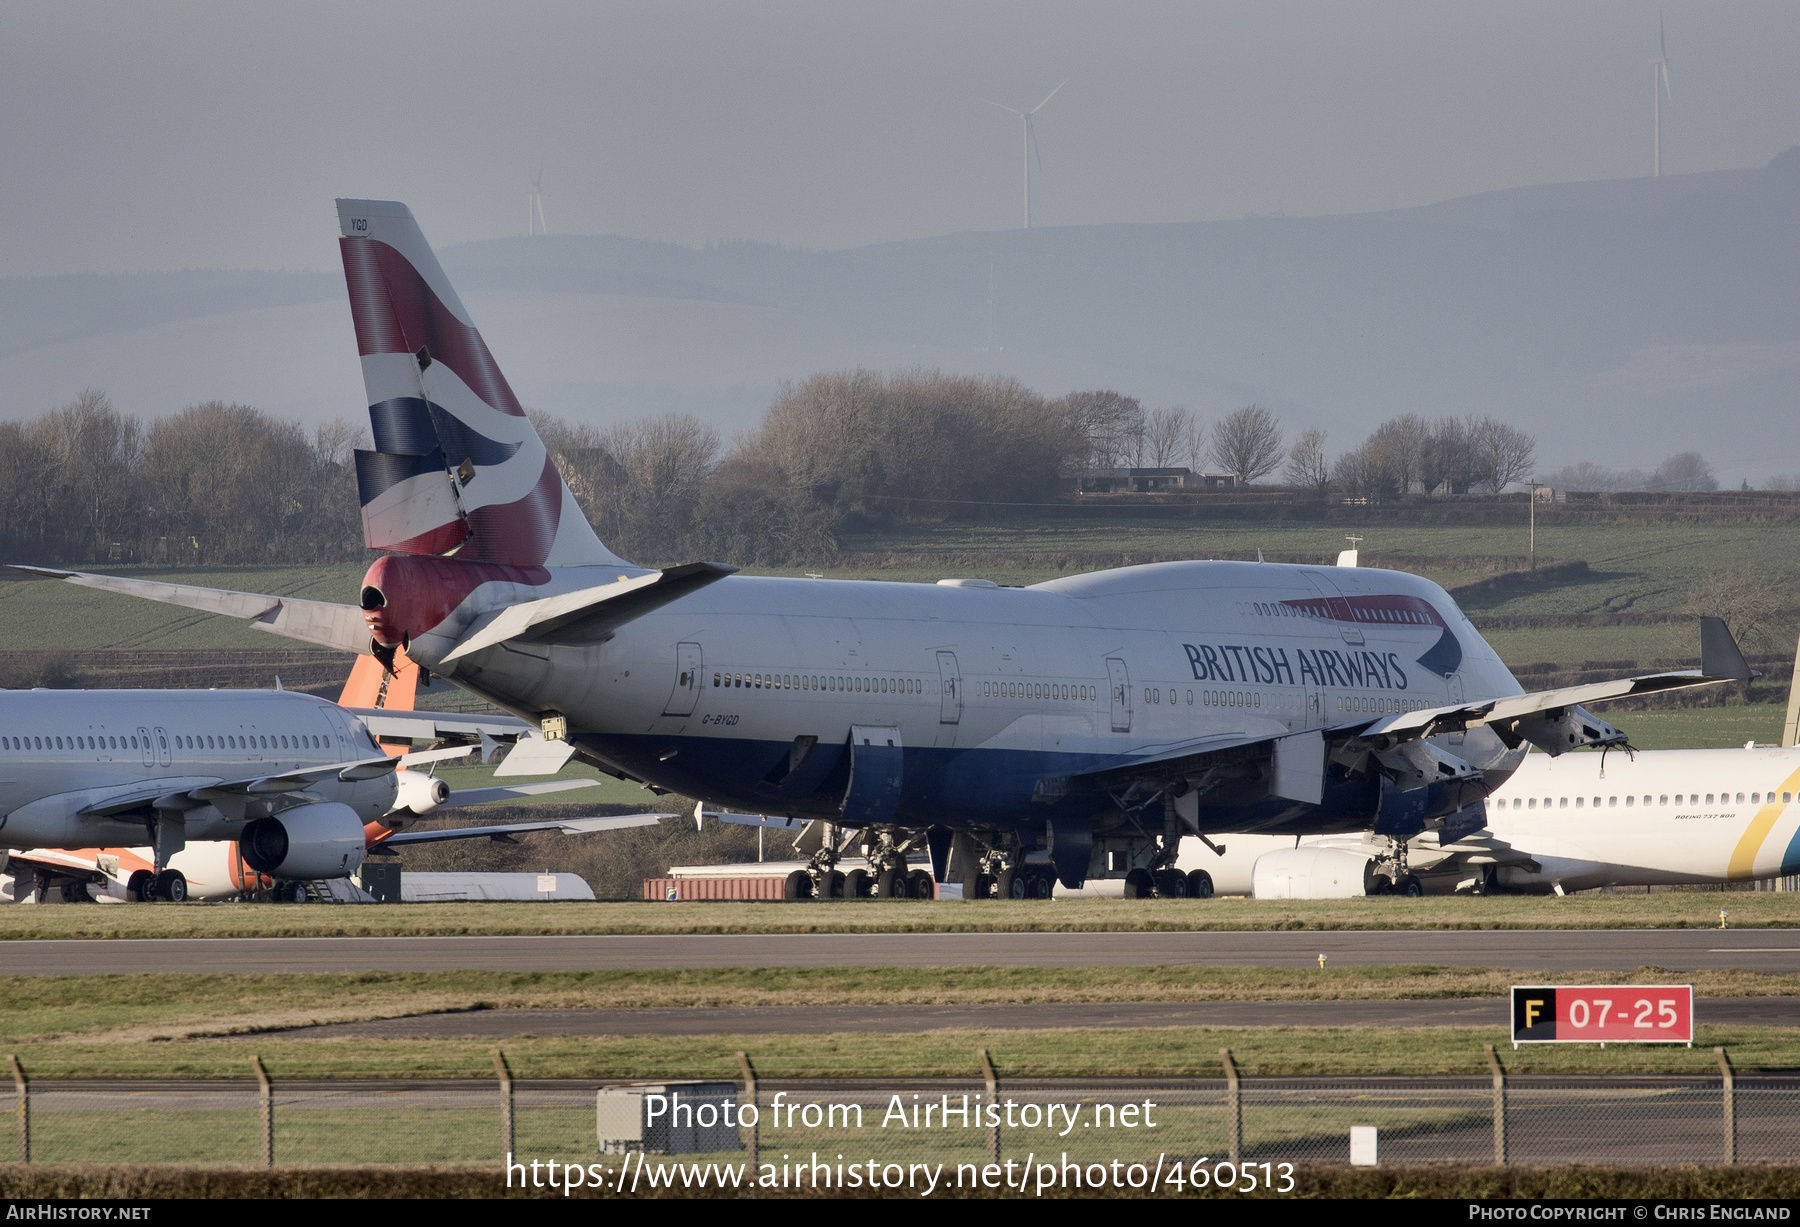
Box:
[336, 199, 626, 569]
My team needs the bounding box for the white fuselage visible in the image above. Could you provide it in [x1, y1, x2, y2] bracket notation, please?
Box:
[0, 690, 395, 850]
[418, 560, 1524, 835]
[1183, 744, 1800, 895]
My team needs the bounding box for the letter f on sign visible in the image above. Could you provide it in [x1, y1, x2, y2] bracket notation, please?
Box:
[1525, 1000, 1543, 1029]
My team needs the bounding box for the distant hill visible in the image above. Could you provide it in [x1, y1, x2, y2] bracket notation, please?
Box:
[4, 155, 1798, 480]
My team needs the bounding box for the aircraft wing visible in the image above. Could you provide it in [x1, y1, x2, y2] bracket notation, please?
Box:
[8, 566, 367, 654]
[78, 746, 476, 816]
[1359, 615, 1751, 751]
[375, 812, 663, 846]
[442, 562, 737, 662]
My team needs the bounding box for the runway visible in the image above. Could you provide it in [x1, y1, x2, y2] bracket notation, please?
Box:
[280, 996, 1799, 1038]
[9, 928, 1800, 974]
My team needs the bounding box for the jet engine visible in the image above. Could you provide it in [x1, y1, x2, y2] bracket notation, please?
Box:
[391, 769, 451, 816]
[241, 802, 367, 880]
[1251, 846, 1375, 899]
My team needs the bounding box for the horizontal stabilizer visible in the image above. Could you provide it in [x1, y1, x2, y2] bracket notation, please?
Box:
[340, 707, 534, 742]
[440, 779, 599, 808]
[442, 561, 736, 662]
[9, 567, 366, 654]
[377, 812, 662, 847]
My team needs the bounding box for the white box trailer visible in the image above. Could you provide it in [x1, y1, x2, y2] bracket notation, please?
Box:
[597, 1081, 741, 1154]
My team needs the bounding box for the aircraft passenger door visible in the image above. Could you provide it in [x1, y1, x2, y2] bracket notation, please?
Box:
[137, 727, 154, 768]
[663, 642, 703, 717]
[152, 726, 171, 768]
[1106, 657, 1132, 733]
[936, 651, 963, 724]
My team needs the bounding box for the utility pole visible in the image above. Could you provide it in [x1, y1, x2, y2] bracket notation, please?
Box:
[1528, 481, 1545, 569]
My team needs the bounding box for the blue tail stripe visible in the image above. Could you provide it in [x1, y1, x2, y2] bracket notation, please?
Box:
[368, 397, 438, 455]
[427, 403, 523, 467]
[355, 448, 448, 506]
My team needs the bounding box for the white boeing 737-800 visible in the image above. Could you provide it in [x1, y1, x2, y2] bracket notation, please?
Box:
[1178, 743, 1800, 898]
[20, 199, 1749, 901]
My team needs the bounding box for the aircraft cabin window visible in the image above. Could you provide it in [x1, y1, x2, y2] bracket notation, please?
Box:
[1738, 793, 1746, 803]
[1753, 793, 1761, 804]
[1626, 796, 1634, 807]
[1787, 792, 1795, 803]
[1707, 794, 1714, 804]
[1559, 797, 1567, 808]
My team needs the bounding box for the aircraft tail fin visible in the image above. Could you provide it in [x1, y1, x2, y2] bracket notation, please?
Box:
[335, 199, 626, 569]
[338, 649, 420, 757]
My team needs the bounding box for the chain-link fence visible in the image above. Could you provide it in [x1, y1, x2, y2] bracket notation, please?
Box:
[4, 1050, 1795, 1170]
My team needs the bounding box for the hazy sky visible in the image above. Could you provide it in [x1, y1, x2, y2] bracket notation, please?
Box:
[4, 0, 1800, 275]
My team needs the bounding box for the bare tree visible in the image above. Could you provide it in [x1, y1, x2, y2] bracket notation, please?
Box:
[1366, 415, 1426, 494]
[1684, 565, 1784, 653]
[1208, 404, 1284, 485]
[1467, 416, 1536, 492]
[1648, 451, 1717, 492]
[1330, 443, 1385, 498]
[1142, 406, 1192, 468]
[1284, 427, 1331, 492]
[1062, 390, 1145, 469]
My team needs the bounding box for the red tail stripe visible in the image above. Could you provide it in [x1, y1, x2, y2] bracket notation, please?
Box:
[339, 236, 526, 418]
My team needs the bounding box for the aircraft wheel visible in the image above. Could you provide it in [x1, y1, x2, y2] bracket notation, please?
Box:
[844, 869, 868, 900]
[1029, 872, 1054, 900]
[156, 870, 188, 903]
[1153, 869, 1188, 899]
[973, 873, 994, 900]
[823, 870, 846, 900]
[908, 869, 936, 900]
[1185, 870, 1215, 900]
[783, 870, 813, 901]
[1399, 875, 1424, 898]
[1123, 868, 1154, 899]
[1001, 869, 1026, 900]
[874, 870, 905, 899]
[127, 870, 155, 904]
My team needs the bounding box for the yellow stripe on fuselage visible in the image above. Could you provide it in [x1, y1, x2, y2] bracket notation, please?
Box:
[1727, 763, 1800, 879]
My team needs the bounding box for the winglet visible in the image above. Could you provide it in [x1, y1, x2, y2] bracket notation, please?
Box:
[1700, 616, 1754, 683]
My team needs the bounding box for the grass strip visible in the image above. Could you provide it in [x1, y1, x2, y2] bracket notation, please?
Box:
[8, 1024, 1796, 1080]
[3, 1164, 1798, 1198]
[1, 893, 1793, 940]
[4, 967, 1797, 1045]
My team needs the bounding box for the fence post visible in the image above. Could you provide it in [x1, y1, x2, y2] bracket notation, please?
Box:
[737, 1051, 758, 1177]
[979, 1048, 1000, 1167]
[1220, 1048, 1241, 1166]
[251, 1055, 272, 1168]
[493, 1049, 514, 1162]
[1484, 1044, 1507, 1166]
[7, 1054, 25, 1164]
[1716, 1046, 1736, 1165]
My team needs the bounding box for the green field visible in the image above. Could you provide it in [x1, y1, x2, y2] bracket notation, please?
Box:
[3, 891, 1797, 941]
[5, 1023, 1792, 1080]
[4, 968, 1795, 1052]
[5, 516, 1797, 670]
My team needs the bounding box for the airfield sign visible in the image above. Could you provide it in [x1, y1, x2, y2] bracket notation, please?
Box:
[1510, 985, 1694, 1046]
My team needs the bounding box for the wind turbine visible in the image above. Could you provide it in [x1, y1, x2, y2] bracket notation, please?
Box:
[983, 82, 1065, 228]
[1649, 12, 1672, 177]
[527, 165, 549, 236]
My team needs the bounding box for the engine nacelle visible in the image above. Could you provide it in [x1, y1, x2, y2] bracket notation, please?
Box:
[241, 802, 367, 880]
[391, 769, 451, 816]
[1251, 846, 1375, 899]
